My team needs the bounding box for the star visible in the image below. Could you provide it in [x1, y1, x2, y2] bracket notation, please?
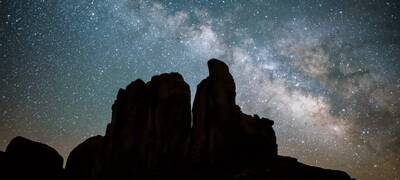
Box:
[1, 1, 399, 179]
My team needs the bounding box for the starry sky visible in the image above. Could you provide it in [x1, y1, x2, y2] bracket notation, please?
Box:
[1, 0, 400, 179]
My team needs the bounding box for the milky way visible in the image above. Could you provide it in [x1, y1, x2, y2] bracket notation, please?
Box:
[1, 1, 399, 179]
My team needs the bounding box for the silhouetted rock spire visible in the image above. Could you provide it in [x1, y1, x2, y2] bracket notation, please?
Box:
[190, 58, 239, 165]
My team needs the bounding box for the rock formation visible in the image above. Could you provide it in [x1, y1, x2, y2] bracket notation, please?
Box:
[97, 72, 192, 179]
[1, 59, 353, 180]
[65, 135, 104, 180]
[0, 151, 5, 175]
[1, 136, 64, 179]
[189, 60, 278, 170]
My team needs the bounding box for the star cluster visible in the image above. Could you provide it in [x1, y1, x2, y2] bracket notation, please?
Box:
[1, 1, 399, 179]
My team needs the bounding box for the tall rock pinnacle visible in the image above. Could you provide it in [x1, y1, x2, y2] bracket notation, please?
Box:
[190, 59, 239, 165]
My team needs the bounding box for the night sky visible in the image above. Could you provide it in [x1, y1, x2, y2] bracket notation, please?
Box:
[1, 0, 400, 179]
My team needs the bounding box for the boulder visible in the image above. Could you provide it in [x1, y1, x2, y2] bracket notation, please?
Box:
[65, 135, 104, 180]
[4, 136, 64, 179]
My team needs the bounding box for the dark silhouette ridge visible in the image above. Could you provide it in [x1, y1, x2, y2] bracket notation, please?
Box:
[0, 59, 353, 180]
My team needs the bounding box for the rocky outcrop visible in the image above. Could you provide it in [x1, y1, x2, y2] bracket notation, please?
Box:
[1, 136, 64, 179]
[65, 135, 104, 180]
[190, 59, 239, 166]
[189, 59, 278, 170]
[2, 59, 353, 180]
[0, 151, 5, 174]
[85, 58, 350, 179]
[97, 73, 192, 179]
[269, 156, 352, 180]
